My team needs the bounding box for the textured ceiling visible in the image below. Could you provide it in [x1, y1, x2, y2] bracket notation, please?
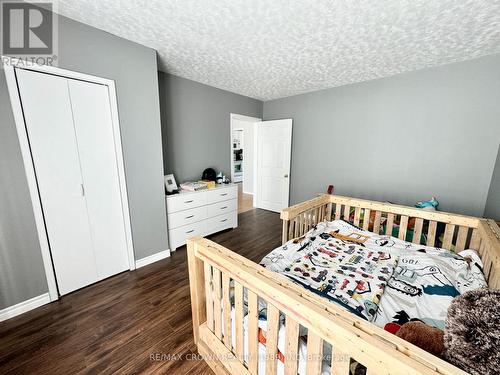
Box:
[57, 0, 500, 101]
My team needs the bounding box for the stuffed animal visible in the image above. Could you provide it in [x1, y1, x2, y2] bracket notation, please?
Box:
[415, 197, 439, 210]
[396, 321, 444, 356]
[443, 289, 500, 375]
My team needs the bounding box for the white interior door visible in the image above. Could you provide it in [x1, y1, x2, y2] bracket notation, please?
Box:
[16, 69, 98, 295]
[255, 119, 292, 212]
[67, 80, 129, 280]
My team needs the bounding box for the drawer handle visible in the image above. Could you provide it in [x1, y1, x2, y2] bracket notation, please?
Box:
[185, 215, 194, 219]
[186, 229, 194, 234]
[184, 200, 194, 203]
[220, 193, 228, 196]
[220, 219, 228, 223]
[220, 206, 227, 210]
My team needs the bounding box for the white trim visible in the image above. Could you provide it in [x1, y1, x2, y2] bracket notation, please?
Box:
[2, 56, 136, 301]
[3, 62, 59, 301]
[0, 293, 51, 322]
[230, 113, 261, 122]
[135, 249, 171, 269]
[253, 122, 260, 207]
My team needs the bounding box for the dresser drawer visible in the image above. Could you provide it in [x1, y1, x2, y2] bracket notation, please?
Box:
[168, 206, 207, 229]
[207, 199, 237, 217]
[167, 191, 207, 213]
[206, 186, 237, 205]
[168, 220, 207, 250]
[206, 212, 237, 234]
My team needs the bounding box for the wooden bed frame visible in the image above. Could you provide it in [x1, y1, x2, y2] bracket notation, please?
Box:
[188, 194, 500, 375]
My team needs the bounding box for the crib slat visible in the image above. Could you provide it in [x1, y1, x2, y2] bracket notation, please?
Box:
[222, 274, 232, 349]
[204, 262, 214, 332]
[287, 220, 296, 240]
[331, 347, 350, 374]
[247, 290, 259, 375]
[470, 228, 481, 250]
[455, 227, 468, 251]
[427, 221, 437, 247]
[443, 224, 455, 250]
[344, 205, 351, 221]
[265, 303, 280, 375]
[386, 213, 395, 236]
[234, 282, 244, 360]
[413, 218, 423, 244]
[363, 209, 371, 231]
[353, 207, 361, 227]
[306, 331, 324, 375]
[398, 215, 409, 241]
[335, 204, 342, 220]
[212, 268, 222, 340]
[326, 202, 333, 221]
[373, 211, 382, 234]
[284, 316, 299, 375]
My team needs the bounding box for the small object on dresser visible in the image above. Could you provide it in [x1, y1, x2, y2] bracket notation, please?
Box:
[216, 172, 223, 184]
[164, 174, 179, 194]
[180, 181, 208, 192]
[199, 180, 215, 189]
[202, 168, 217, 181]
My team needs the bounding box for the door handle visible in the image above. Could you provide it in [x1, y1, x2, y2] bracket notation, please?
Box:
[284, 174, 289, 178]
[184, 200, 194, 204]
[220, 193, 228, 196]
[186, 229, 194, 234]
[80, 184, 85, 196]
[220, 206, 227, 210]
[185, 215, 194, 219]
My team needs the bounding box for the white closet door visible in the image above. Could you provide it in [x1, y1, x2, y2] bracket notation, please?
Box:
[16, 69, 98, 295]
[67, 80, 129, 279]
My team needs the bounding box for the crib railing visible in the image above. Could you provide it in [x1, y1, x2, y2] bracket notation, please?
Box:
[281, 194, 500, 289]
[187, 237, 469, 375]
[282, 194, 482, 249]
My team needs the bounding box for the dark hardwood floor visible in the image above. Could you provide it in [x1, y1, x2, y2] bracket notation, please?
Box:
[0, 209, 282, 375]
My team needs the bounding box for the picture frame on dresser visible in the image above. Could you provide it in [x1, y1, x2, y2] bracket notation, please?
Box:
[164, 173, 178, 194]
[166, 184, 238, 251]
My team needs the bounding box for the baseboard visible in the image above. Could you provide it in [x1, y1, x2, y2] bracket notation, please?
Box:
[0, 293, 51, 322]
[135, 249, 171, 269]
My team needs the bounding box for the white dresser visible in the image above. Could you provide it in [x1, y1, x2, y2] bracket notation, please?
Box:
[166, 184, 238, 251]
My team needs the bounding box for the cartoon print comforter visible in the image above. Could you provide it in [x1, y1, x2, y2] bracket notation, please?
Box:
[260, 220, 399, 321]
[261, 220, 487, 325]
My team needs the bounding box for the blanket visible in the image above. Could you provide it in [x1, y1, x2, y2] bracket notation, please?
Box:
[261, 220, 398, 321]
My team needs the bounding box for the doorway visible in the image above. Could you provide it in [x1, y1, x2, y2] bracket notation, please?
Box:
[230, 113, 261, 213]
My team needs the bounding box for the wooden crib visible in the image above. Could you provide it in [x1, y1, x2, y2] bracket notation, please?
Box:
[187, 194, 500, 375]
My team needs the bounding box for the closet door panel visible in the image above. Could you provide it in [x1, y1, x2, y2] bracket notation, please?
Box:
[68, 80, 129, 279]
[16, 69, 98, 295]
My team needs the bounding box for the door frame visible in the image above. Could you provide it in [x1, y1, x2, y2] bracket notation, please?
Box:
[229, 113, 261, 191]
[254, 119, 293, 212]
[2, 57, 135, 301]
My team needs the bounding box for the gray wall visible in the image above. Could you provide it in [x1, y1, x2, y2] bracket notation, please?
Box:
[158, 72, 262, 182]
[0, 14, 168, 309]
[484, 145, 500, 220]
[264, 54, 500, 216]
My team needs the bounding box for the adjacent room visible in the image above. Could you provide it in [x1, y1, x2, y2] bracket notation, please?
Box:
[0, 1, 499, 375]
